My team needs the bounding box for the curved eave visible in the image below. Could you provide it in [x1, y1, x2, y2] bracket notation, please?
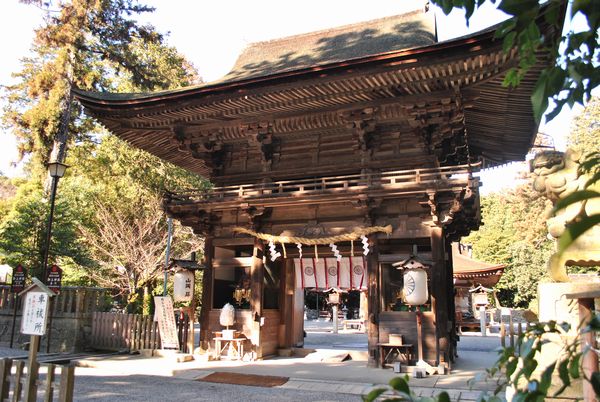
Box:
[453, 265, 505, 277]
[73, 25, 500, 109]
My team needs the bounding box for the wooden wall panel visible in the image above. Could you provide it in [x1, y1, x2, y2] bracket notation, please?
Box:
[379, 312, 438, 363]
[261, 310, 281, 357]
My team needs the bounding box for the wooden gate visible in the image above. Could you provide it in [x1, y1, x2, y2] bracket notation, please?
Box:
[91, 311, 191, 352]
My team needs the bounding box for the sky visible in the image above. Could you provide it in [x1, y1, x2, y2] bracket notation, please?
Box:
[0, 0, 588, 193]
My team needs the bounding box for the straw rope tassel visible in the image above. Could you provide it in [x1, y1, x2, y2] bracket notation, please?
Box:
[282, 242, 287, 258]
[314, 244, 319, 261]
[232, 225, 392, 245]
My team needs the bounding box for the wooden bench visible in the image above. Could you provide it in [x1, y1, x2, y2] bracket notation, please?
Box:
[342, 319, 365, 331]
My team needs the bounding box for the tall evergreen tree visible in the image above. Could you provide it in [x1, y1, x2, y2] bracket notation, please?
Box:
[3, 0, 199, 179]
[0, 1, 206, 300]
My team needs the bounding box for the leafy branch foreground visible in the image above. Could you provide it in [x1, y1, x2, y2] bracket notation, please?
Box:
[363, 318, 600, 401]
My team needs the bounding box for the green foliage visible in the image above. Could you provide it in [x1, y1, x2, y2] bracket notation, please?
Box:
[362, 374, 452, 401]
[66, 135, 206, 312]
[432, 0, 599, 124]
[0, 0, 207, 304]
[2, 0, 200, 179]
[483, 319, 599, 400]
[0, 180, 91, 279]
[433, 1, 599, 262]
[568, 96, 600, 153]
[499, 241, 552, 307]
[464, 185, 552, 307]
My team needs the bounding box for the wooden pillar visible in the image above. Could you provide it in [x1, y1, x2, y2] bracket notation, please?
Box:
[430, 227, 449, 365]
[199, 235, 213, 350]
[366, 236, 380, 367]
[250, 238, 265, 359]
[445, 238, 457, 362]
[359, 290, 368, 320]
[279, 258, 295, 348]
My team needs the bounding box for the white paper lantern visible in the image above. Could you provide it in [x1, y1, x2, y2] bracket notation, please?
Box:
[403, 268, 428, 306]
[173, 270, 194, 302]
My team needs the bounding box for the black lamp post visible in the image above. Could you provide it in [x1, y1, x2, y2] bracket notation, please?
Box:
[41, 161, 68, 283]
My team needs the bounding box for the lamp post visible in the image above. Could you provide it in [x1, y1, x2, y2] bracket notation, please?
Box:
[41, 161, 68, 283]
[42, 161, 68, 353]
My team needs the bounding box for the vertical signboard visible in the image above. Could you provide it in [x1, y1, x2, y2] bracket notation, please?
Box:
[154, 296, 179, 349]
[46, 264, 62, 294]
[21, 291, 50, 336]
[11, 264, 26, 294]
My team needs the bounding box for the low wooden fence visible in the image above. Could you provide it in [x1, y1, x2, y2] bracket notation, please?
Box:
[91, 312, 160, 351]
[0, 358, 74, 402]
[91, 311, 192, 352]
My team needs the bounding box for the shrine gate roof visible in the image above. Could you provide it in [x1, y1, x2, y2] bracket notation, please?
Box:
[74, 6, 563, 178]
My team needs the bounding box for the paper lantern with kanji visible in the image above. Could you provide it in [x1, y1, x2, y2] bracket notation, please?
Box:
[173, 270, 194, 302]
[403, 269, 428, 306]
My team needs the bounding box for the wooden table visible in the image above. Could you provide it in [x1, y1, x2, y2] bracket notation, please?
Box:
[377, 343, 413, 368]
[213, 337, 246, 360]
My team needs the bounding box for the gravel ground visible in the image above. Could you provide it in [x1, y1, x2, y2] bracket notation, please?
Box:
[72, 370, 362, 402]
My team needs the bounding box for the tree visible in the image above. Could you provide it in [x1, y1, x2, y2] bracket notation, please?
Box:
[432, 0, 599, 270]
[79, 195, 202, 312]
[568, 96, 600, 154]
[465, 184, 553, 308]
[63, 132, 207, 311]
[0, 1, 207, 301]
[2, 0, 200, 180]
[0, 181, 91, 279]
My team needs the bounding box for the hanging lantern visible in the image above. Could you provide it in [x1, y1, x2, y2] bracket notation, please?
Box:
[403, 268, 428, 306]
[173, 269, 194, 302]
[393, 255, 430, 306]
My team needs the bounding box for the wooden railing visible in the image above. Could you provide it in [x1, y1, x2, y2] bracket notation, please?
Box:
[91, 311, 192, 353]
[168, 163, 479, 203]
[0, 286, 105, 317]
[0, 358, 74, 402]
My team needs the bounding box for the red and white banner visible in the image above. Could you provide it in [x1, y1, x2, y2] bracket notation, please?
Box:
[294, 256, 366, 290]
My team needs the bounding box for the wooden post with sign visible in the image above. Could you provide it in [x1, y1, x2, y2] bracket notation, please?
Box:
[10, 264, 27, 348]
[46, 264, 62, 353]
[19, 278, 56, 402]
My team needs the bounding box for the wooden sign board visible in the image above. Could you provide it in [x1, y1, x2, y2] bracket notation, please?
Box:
[46, 264, 62, 294]
[11, 264, 26, 294]
[21, 291, 50, 336]
[154, 296, 179, 349]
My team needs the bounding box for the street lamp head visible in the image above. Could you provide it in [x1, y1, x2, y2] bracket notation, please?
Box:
[46, 161, 69, 178]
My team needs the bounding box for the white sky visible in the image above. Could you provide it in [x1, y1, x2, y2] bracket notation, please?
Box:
[0, 0, 588, 194]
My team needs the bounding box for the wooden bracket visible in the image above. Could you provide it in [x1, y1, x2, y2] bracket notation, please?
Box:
[192, 210, 221, 236]
[241, 205, 271, 231]
[242, 122, 279, 169]
[351, 195, 382, 225]
[340, 107, 378, 158]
